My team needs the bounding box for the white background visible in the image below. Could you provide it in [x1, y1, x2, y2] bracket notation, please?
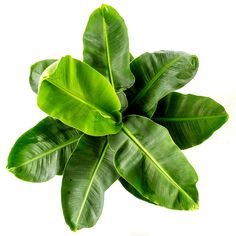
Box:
[0, 0, 235, 235]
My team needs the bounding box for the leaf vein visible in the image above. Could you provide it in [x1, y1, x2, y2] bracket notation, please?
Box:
[122, 125, 197, 207]
[130, 56, 182, 106]
[75, 139, 109, 226]
[154, 114, 227, 122]
[45, 79, 115, 120]
[8, 135, 81, 171]
[102, 9, 114, 88]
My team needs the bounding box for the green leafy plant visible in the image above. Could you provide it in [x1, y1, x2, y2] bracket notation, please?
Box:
[7, 4, 228, 232]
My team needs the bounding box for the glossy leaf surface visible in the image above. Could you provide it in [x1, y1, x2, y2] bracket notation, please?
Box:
[7, 117, 81, 182]
[109, 116, 198, 210]
[38, 55, 122, 136]
[83, 4, 134, 91]
[127, 51, 199, 117]
[30, 59, 57, 93]
[153, 92, 229, 149]
[62, 135, 118, 231]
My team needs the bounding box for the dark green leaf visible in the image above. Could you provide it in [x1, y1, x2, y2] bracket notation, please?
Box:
[83, 4, 134, 91]
[127, 51, 199, 117]
[153, 92, 229, 149]
[109, 115, 198, 210]
[30, 59, 57, 93]
[38, 55, 122, 136]
[62, 135, 118, 231]
[7, 117, 82, 182]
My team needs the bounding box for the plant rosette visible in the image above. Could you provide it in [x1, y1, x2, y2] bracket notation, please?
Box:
[7, 4, 228, 232]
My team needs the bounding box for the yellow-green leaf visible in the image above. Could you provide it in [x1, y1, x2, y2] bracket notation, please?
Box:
[38, 56, 122, 136]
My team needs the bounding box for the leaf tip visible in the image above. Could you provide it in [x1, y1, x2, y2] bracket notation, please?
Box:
[67, 221, 78, 232]
[7, 166, 15, 174]
[71, 226, 78, 232]
[101, 4, 109, 9]
[191, 202, 199, 211]
[225, 112, 229, 122]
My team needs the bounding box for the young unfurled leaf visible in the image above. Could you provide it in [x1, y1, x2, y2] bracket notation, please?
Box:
[83, 4, 134, 91]
[62, 135, 118, 231]
[127, 51, 199, 117]
[30, 59, 57, 93]
[153, 92, 229, 149]
[109, 116, 198, 210]
[38, 55, 122, 136]
[7, 117, 82, 182]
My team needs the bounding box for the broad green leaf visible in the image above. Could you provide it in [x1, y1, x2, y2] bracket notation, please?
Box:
[62, 135, 118, 231]
[127, 51, 199, 117]
[153, 92, 229, 149]
[109, 116, 198, 210]
[30, 59, 57, 93]
[83, 4, 134, 91]
[38, 55, 122, 136]
[7, 117, 82, 182]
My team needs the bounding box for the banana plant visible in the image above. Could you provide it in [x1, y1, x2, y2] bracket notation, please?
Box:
[7, 4, 228, 232]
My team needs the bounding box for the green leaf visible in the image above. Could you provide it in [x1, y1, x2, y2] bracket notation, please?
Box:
[109, 115, 198, 210]
[30, 59, 57, 93]
[153, 92, 229, 149]
[83, 4, 134, 91]
[38, 55, 122, 136]
[127, 51, 199, 117]
[7, 117, 82, 182]
[62, 135, 118, 231]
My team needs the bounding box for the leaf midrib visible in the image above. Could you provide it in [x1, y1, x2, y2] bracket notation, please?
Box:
[130, 56, 182, 106]
[122, 125, 197, 208]
[75, 139, 109, 227]
[45, 79, 115, 121]
[154, 114, 227, 122]
[102, 9, 114, 88]
[8, 134, 81, 171]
